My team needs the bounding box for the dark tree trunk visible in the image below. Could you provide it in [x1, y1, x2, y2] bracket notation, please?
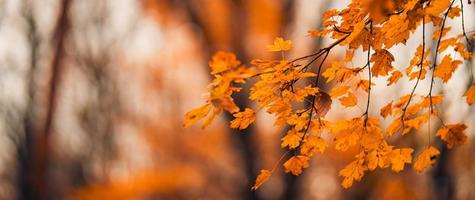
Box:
[18, 1, 71, 199]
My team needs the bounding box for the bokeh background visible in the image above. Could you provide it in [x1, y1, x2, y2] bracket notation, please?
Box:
[0, 0, 474, 199]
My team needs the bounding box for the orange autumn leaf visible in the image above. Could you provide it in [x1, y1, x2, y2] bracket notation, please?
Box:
[209, 51, 241, 74]
[230, 108, 256, 130]
[267, 37, 292, 52]
[251, 169, 271, 190]
[367, 142, 393, 170]
[182, 0, 473, 190]
[414, 146, 440, 173]
[387, 70, 403, 86]
[390, 148, 413, 172]
[281, 130, 302, 149]
[432, 26, 451, 40]
[464, 84, 475, 105]
[371, 49, 395, 77]
[448, 6, 461, 18]
[339, 155, 366, 189]
[436, 123, 468, 149]
[387, 119, 402, 137]
[339, 92, 357, 107]
[380, 101, 393, 118]
[283, 155, 310, 176]
[330, 85, 349, 98]
[342, 20, 365, 45]
[300, 136, 327, 156]
[425, 0, 451, 16]
[183, 104, 212, 128]
[433, 55, 463, 83]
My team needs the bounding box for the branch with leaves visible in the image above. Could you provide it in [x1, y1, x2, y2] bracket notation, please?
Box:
[184, 0, 475, 190]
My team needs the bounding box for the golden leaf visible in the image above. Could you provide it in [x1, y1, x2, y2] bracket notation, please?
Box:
[283, 156, 310, 176]
[436, 123, 468, 149]
[339, 155, 366, 189]
[414, 146, 440, 173]
[339, 92, 357, 107]
[183, 104, 212, 128]
[371, 49, 395, 77]
[387, 70, 403, 86]
[433, 55, 462, 83]
[300, 136, 327, 156]
[281, 130, 302, 149]
[380, 101, 393, 118]
[464, 84, 475, 105]
[251, 170, 272, 190]
[267, 37, 292, 52]
[390, 148, 413, 172]
[230, 108, 256, 130]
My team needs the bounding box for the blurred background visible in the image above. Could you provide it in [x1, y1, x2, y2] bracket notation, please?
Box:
[0, 0, 474, 199]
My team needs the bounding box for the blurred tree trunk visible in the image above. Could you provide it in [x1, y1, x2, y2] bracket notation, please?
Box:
[17, 1, 40, 199]
[18, 0, 71, 199]
[432, 143, 454, 200]
[180, 1, 261, 199]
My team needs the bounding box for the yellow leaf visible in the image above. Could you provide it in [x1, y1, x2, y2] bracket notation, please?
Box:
[356, 80, 371, 93]
[339, 92, 357, 107]
[464, 84, 475, 105]
[323, 61, 341, 83]
[330, 85, 349, 98]
[209, 51, 241, 74]
[281, 130, 302, 149]
[339, 155, 366, 189]
[432, 26, 451, 40]
[367, 141, 392, 170]
[230, 108, 256, 130]
[298, 72, 317, 78]
[420, 95, 444, 108]
[436, 123, 468, 149]
[342, 21, 365, 45]
[183, 104, 212, 128]
[434, 55, 462, 83]
[371, 49, 395, 77]
[414, 146, 440, 173]
[267, 37, 292, 52]
[387, 70, 403, 86]
[381, 14, 409, 48]
[283, 156, 310, 176]
[300, 136, 327, 156]
[448, 6, 461, 18]
[380, 101, 393, 118]
[251, 169, 271, 190]
[387, 119, 402, 137]
[390, 148, 413, 172]
[426, 0, 451, 16]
